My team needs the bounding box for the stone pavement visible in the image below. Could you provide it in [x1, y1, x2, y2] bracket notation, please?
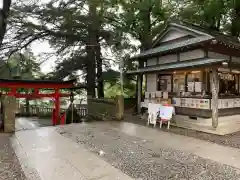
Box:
[15, 117, 52, 131]
[57, 122, 240, 180]
[11, 126, 133, 180]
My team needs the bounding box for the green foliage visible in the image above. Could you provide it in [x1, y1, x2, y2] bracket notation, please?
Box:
[2, 0, 240, 99]
[175, 0, 240, 37]
[0, 49, 43, 95]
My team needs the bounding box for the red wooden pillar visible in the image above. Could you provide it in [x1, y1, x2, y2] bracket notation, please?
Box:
[34, 88, 39, 95]
[55, 88, 60, 125]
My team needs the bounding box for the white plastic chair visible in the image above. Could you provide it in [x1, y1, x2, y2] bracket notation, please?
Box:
[159, 105, 175, 129]
[147, 103, 160, 127]
[147, 103, 153, 126]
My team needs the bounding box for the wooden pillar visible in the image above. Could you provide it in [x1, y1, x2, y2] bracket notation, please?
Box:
[70, 91, 74, 124]
[211, 69, 219, 128]
[137, 73, 142, 114]
[202, 70, 206, 92]
[34, 88, 39, 95]
[55, 89, 60, 125]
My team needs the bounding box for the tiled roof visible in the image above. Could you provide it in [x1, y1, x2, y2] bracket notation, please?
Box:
[131, 21, 240, 60]
[178, 21, 240, 45]
[127, 58, 226, 74]
[131, 36, 213, 60]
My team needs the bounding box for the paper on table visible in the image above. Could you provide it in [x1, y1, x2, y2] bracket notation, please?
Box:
[151, 92, 156, 98]
[156, 91, 162, 98]
[163, 92, 168, 99]
[145, 92, 150, 99]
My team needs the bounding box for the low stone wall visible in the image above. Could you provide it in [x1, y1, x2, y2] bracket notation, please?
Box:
[88, 95, 124, 121]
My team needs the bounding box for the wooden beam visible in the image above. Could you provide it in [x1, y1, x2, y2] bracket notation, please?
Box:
[211, 68, 219, 128]
[208, 44, 240, 57]
[137, 74, 142, 114]
[55, 89, 60, 125]
[0, 82, 74, 89]
[5, 92, 71, 98]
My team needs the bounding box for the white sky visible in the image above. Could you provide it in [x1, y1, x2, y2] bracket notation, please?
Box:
[31, 41, 56, 73]
[0, 1, 3, 9]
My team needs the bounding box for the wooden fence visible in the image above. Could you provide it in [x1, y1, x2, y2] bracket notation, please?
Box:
[17, 106, 88, 117]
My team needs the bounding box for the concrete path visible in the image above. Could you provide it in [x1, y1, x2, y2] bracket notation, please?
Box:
[11, 127, 133, 180]
[112, 122, 240, 169]
[15, 117, 52, 131]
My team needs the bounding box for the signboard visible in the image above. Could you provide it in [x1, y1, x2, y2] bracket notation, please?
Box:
[173, 98, 210, 109]
[159, 105, 174, 120]
[195, 82, 202, 92]
[188, 82, 194, 92]
[172, 98, 181, 106]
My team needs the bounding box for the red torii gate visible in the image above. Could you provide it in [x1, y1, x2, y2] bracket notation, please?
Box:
[0, 78, 76, 125]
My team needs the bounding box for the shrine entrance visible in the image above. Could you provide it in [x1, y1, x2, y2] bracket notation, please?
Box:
[0, 78, 75, 133]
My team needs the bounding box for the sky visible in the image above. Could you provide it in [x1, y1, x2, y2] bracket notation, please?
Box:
[31, 41, 56, 73]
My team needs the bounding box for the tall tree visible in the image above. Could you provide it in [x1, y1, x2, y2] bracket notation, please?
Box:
[109, 0, 169, 112]
[230, 0, 240, 37]
[176, 0, 240, 38]
[6, 0, 121, 98]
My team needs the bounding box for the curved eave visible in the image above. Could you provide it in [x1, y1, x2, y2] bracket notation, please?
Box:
[130, 36, 214, 61]
[127, 58, 228, 75]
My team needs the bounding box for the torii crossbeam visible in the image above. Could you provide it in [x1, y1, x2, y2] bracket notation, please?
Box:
[0, 78, 76, 125]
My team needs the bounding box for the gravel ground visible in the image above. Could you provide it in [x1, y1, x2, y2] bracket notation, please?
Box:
[125, 116, 240, 149]
[57, 123, 240, 180]
[0, 134, 26, 180]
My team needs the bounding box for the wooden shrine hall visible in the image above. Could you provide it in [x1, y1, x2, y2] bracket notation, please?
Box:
[0, 78, 76, 132]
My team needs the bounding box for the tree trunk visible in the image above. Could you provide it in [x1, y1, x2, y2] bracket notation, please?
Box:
[211, 69, 219, 128]
[231, 2, 240, 37]
[0, 0, 12, 46]
[137, 73, 142, 113]
[86, 0, 98, 97]
[135, 6, 152, 113]
[136, 61, 144, 113]
[96, 41, 104, 98]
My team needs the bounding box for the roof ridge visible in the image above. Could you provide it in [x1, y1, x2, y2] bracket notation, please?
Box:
[171, 20, 240, 43]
